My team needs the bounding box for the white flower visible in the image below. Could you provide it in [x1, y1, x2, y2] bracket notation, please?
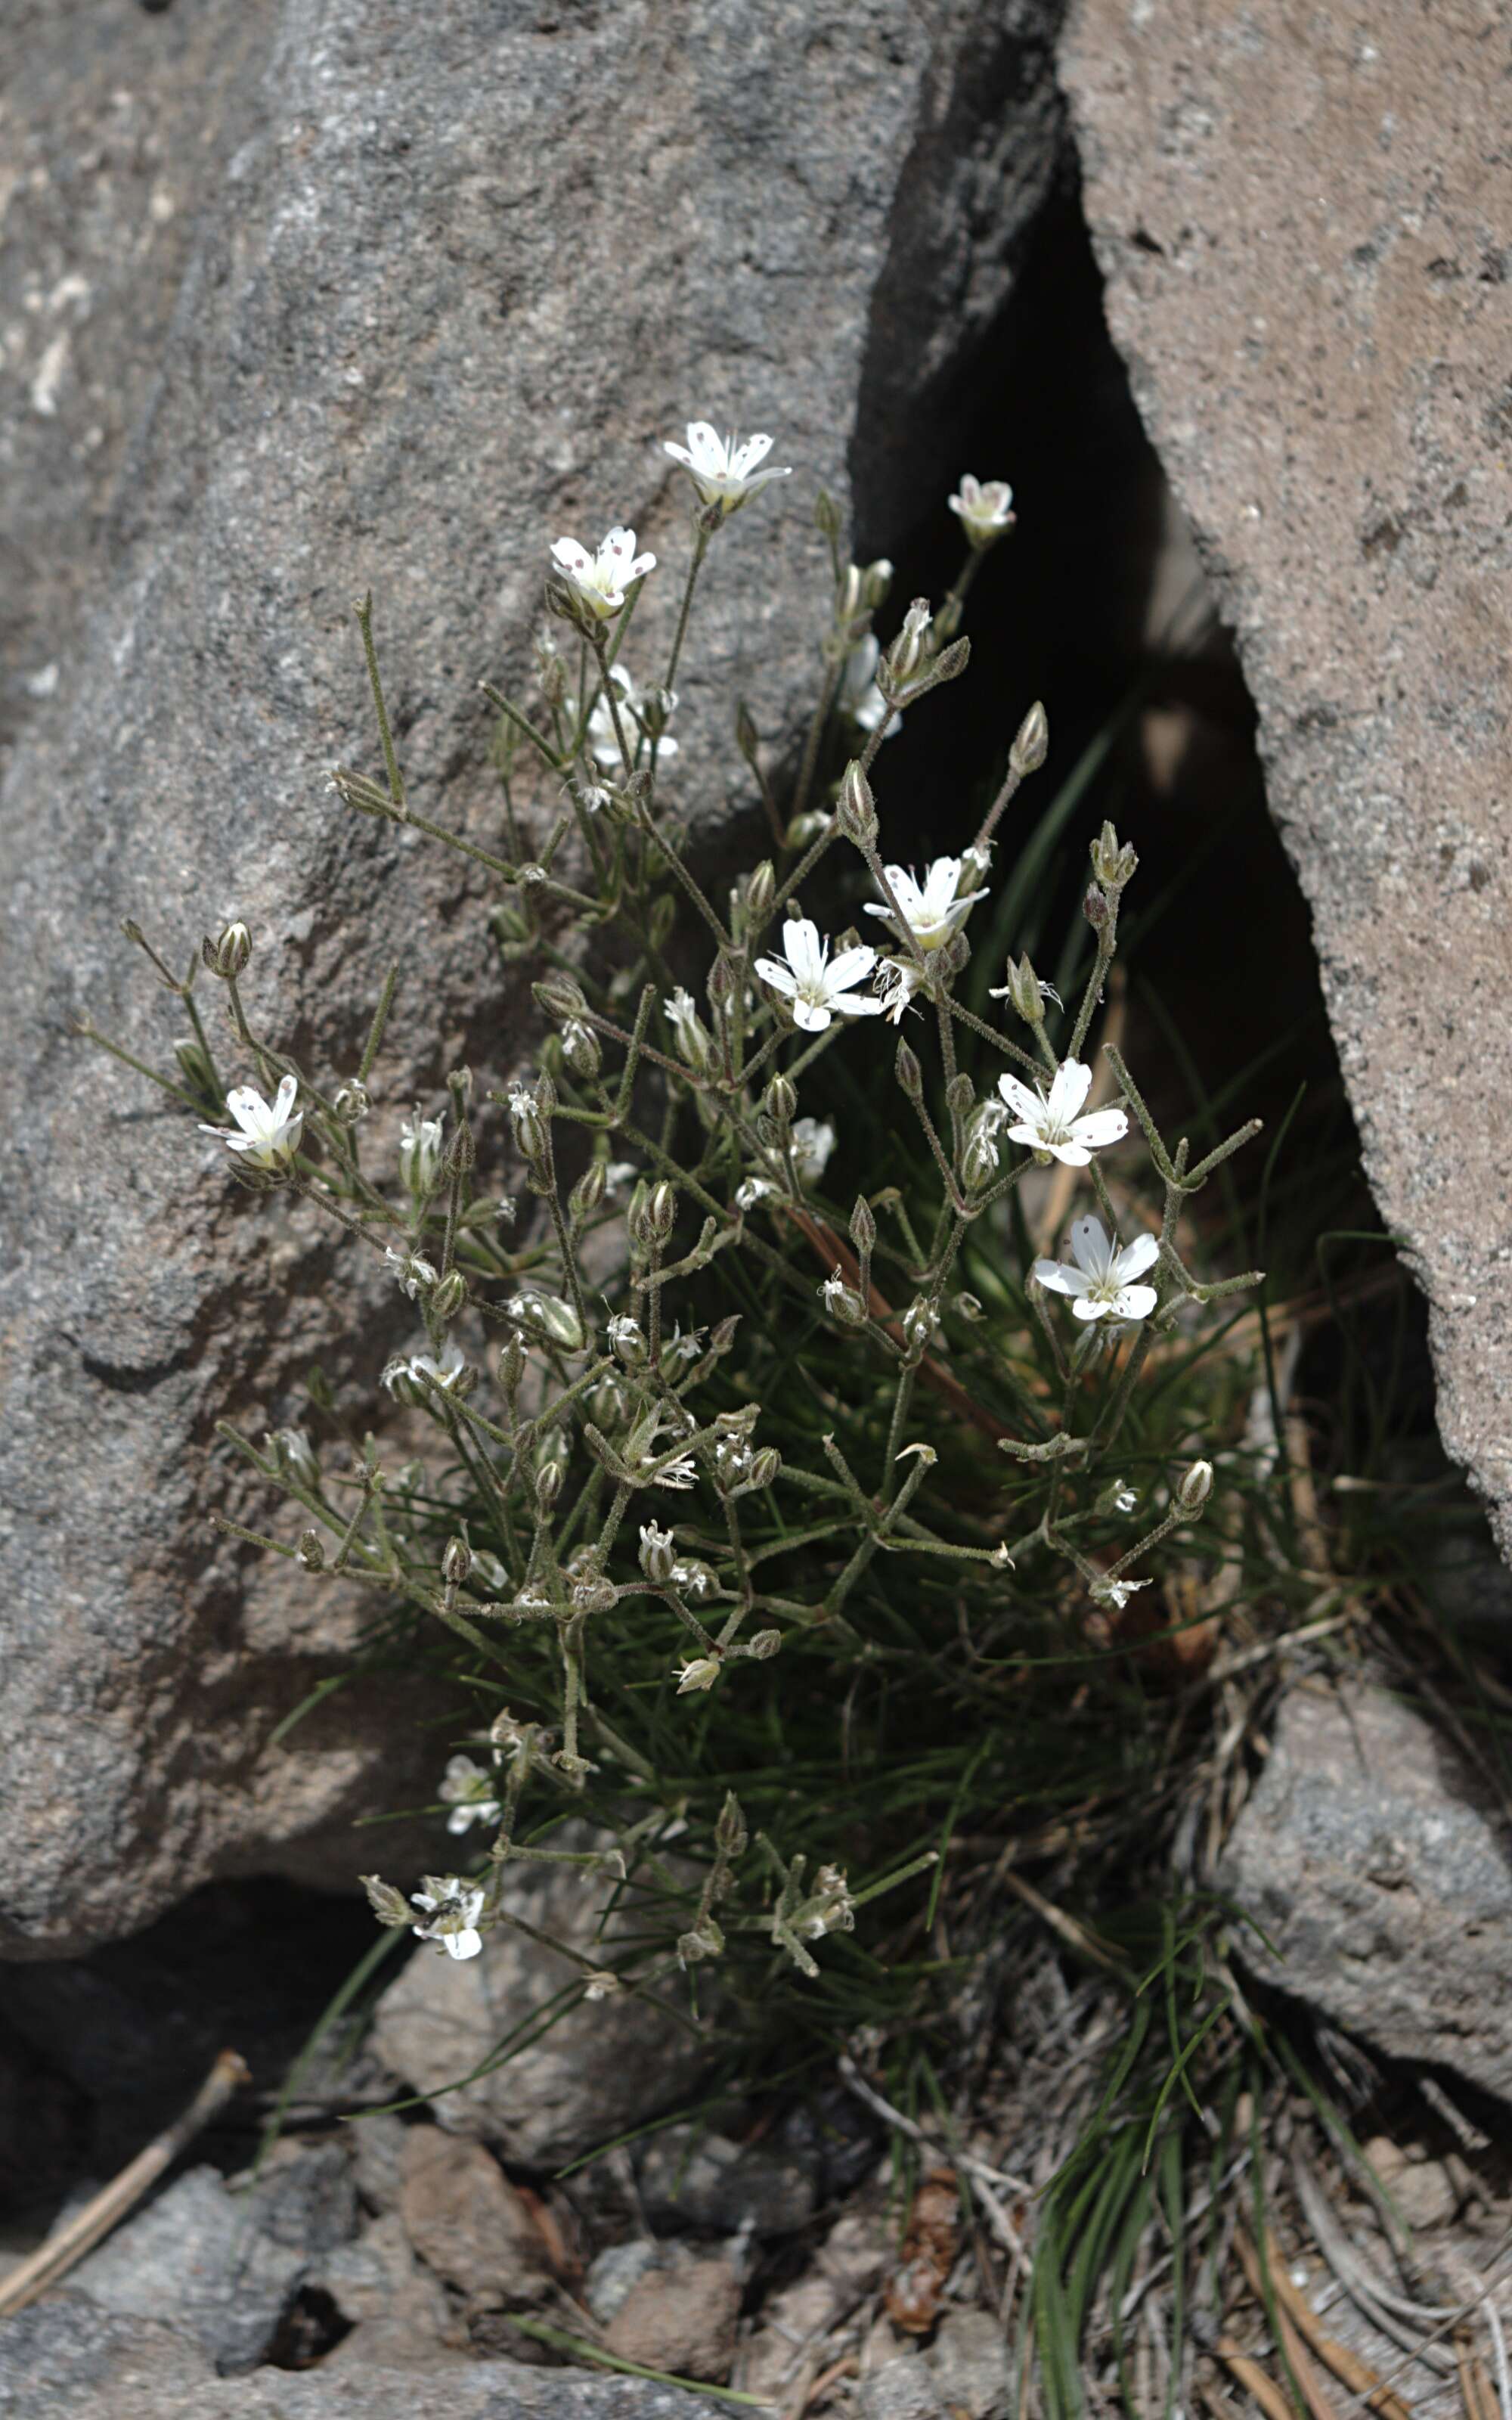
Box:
[1033, 1217, 1160, 1323]
[674, 1656, 721, 1694]
[735, 1174, 779, 1211]
[863, 857, 990, 953]
[1090, 1576, 1151, 1614]
[411, 1876, 486, 1960]
[996, 1062, 1127, 1168]
[791, 1117, 836, 1185]
[875, 957, 926, 1025]
[948, 473, 1015, 548]
[663, 420, 792, 517]
[754, 917, 884, 1034]
[199, 1075, 302, 1168]
[603, 1161, 638, 1199]
[587, 666, 678, 768]
[400, 1112, 445, 1193]
[385, 1246, 438, 1299]
[472, 1550, 510, 1593]
[550, 525, 655, 620]
[438, 1754, 503, 1835]
[838, 635, 902, 740]
[383, 1339, 466, 1398]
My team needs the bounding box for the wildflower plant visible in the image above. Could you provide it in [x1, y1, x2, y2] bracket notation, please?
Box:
[86, 426, 1268, 2074]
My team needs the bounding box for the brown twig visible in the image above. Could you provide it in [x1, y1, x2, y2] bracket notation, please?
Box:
[0, 2047, 249, 2317]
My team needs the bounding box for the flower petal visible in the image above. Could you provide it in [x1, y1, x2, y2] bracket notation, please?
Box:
[1044, 1140, 1092, 1168]
[1111, 1284, 1158, 1321]
[1068, 1216, 1110, 1278]
[1068, 1108, 1129, 1150]
[445, 1928, 483, 1960]
[782, 917, 824, 982]
[826, 944, 878, 992]
[273, 1073, 299, 1122]
[1048, 1059, 1093, 1123]
[225, 1087, 267, 1137]
[685, 422, 725, 473]
[732, 433, 773, 476]
[1114, 1230, 1160, 1281]
[996, 1074, 1044, 1125]
[754, 955, 797, 996]
[1070, 1293, 1108, 1320]
[1032, 1258, 1090, 1298]
[551, 538, 590, 576]
[831, 991, 884, 1017]
[792, 998, 832, 1033]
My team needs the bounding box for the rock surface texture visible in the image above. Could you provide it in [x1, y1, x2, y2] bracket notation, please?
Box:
[0, 0, 1066, 1956]
[1062, 0, 1512, 1551]
[1219, 1681, 1512, 2096]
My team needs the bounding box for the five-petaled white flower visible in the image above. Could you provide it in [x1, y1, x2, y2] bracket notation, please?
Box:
[438, 1754, 503, 1836]
[863, 857, 990, 954]
[550, 526, 655, 620]
[754, 918, 883, 1034]
[996, 1061, 1127, 1168]
[199, 1075, 302, 1168]
[663, 421, 792, 517]
[1033, 1217, 1160, 1323]
[948, 473, 1015, 548]
[411, 1876, 486, 1960]
[839, 636, 902, 740]
[587, 666, 679, 769]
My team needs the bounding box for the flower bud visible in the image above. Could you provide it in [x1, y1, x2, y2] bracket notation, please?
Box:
[835, 759, 878, 846]
[675, 1656, 721, 1696]
[746, 858, 776, 925]
[862, 557, 894, 609]
[297, 1528, 325, 1571]
[644, 1181, 677, 1243]
[535, 1458, 563, 1510]
[1090, 819, 1139, 892]
[1179, 1460, 1214, 1514]
[820, 1269, 868, 1327]
[708, 1314, 741, 1356]
[836, 563, 863, 622]
[1083, 884, 1110, 932]
[734, 700, 761, 766]
[442, 1536, 472, 1587]
[1010, 700, 1049, 777]
[572, 1573, 617, 1615]
[850, 1195, 876, 1254]
[172, 1037, 216, 1096]
[1006, 952, 1045, 1025]
[894, 1038, 923, 1100]
[747, 1446, 782, 1492]
[748, 1627, 781, 1661]
[945, 1073, 975, 1122]
[506, 1085, 546, 1162]
[203, 920, 252, 979]
[707, 951, 736, 1010]
[431, 1269, 467, 1322]
[665, 988, 713, 1076]
[499, 1332, 526, 1395]
[940, 926, 971, 977]
[533, 973, 589, 1022]
[900, 1297, 937, 1356]
[813, 487, 844, 545]
[562, 1018, 602, 1080]
[783, 808, 831, 851]
[639, 1522, 677, 1583]
[361, 1875, 413, 1928]
[443, 1120, 476, 1181]
[716, 1791, 748, 1857]
[886, 600, 932, 688]
[586, 1371, 630, 1428]
[960, 1130, 999, 1193]
[763, 1074, 798, 1128]
[514, 1292, 584, 1353]
[929, 636, 971, 688]
[570, 1161, 606, 1221]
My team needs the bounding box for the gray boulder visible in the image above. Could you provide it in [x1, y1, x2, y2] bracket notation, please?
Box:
[1219, 1680, 1512, 2098]
[0, 2296, 735, 2419]
[1062, 0, 1512, 1556]
[0, 0, 1066, 1956]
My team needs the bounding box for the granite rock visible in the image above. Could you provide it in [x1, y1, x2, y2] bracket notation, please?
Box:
[1218, 1681, 1512, 2097]
[0, 0, 1067, 1959]
[1062, 0, 1512, 1555]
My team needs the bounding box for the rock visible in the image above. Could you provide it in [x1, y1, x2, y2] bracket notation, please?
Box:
[737, 2201, 889, 2403]
[1062, 0, 1512, 1556]
[349, 2111, 414, 2216]
[372, 1849, 696, 2167]
[859, 2357, 950, 2420]
[603, 2248, 742, 2385]
[67, 2160, 326, 2373]
[0, 0, 1067, 1961]
[1218, 1682, 1512, 2097]
[925, 2308, 1011, 2419]
[398, 2127, 549, 2302]
[585, 2239, 661, 2327]
[241, 2140, 358, 2254]
[0, 2293, 736, 2416]
[637, 2123, 816, 2238]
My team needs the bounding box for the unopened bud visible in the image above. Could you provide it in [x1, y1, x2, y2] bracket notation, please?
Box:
[609, 1313, 649, 1368]
[1090, 819, 1139, 892]
[535, 1459, 563, 1510]
[1010, 700, 1049, 777]
[645, 1181, 677, 1242]
[850, 1195, 876, 1253]
[297, 1528, 325, 1571]
[431, 1269, 467, 1321]
[514, 1292, 584, 1352]
[862, 557, 894, 610]
[707, 951, 736, 1010]
[836, 759, 878, 845]
[1179, 1460, 1214, 1514]
[499, 1333, 526, 1395]
[748, 1627, 781, 1661]
[173, 1038, 215, 1094]
[203, 920, 252, 979]
[708, 1314, 741, 1355]
[887, 599, 932, 688]
[836, 563, 863, 621]
[945, 1072, 975, 1121]
[735, 700, 761, 765]
[813, 488, 844, 545]
[443, 1120, 476, 1180]
[442, 1536, 472, 1587]
[747, 1447, 782, 1492]
[1083, 884, 1110, 932]
[763, 1074, 798, 1128]
[929, 635, 971, 688]
[746, 859, 776, 925]
[570, 1162, 606, 1221]
[894, 1038, 923, 1100]
[562, 1018, 601, 1079]
[900, 1297, 937, 1356]
[1006, 952, 1045, 1025]
[361, 1875, 412, 1928]
[960, 1130, 999, 1193]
